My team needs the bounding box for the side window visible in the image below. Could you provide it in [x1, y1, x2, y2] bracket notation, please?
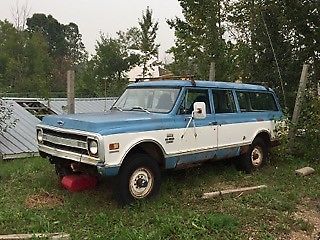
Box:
[179, 89, 211, 114]
[212, 90, 236, 114]
[236, 91, 278, 112]
[249, 92, 278, 111]
[236, 92, 251, 112]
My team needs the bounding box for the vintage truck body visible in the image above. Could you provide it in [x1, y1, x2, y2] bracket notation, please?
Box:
[37, 80, 283, 204]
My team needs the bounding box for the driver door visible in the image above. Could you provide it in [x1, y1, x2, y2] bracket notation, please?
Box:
[176, 88, 218, 155]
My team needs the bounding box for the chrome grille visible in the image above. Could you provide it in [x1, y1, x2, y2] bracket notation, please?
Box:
[42, 128, 89, 155]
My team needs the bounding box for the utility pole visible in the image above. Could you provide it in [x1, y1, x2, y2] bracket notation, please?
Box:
[209, 62, 215, 81]
[288, 64, 309, 142]
[67, 70, 75, 114]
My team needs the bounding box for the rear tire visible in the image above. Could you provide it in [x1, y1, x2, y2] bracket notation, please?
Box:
[236, 137, 268, 173]
[115, 153, 161, 205]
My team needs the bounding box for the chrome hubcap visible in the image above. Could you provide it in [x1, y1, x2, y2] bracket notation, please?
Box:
[251, 146, 263, 167]
[129, 167, 153, 199]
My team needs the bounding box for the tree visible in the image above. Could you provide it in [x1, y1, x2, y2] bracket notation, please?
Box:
[138, 7, 160, 77]
[226, 0, 320, 110]
[167, 0, 233, 80]
[27, 14, 67, 57]
[26, 14, 87, 92]
[168, 0, 319, 112]
[65, 22, 87, 66]
[10, 0, 30, 31]
[0, 20, 53, 97]
[77, 33, 139, 97]
[0, 20, 24, 91]
[23, 31, 53, 97]
[117, 27, 141, 50]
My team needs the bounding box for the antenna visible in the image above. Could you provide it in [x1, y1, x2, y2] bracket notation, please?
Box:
[261, 11, 287, 109]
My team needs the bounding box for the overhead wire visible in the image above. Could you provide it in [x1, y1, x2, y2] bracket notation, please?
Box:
[261, 11, 288, 109]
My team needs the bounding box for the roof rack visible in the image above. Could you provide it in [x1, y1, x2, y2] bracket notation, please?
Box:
[135, 74, 196, 86]
[249, 82, 273, 90]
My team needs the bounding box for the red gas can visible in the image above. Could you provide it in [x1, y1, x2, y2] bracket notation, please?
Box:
[61, 174, 97, 192]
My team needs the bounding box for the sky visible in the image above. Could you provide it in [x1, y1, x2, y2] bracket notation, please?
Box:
[0, 0, 184, 61]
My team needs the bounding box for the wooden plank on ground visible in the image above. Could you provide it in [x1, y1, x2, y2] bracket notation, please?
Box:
[0, 232, 70, 240]
[202, 185, 267, 199]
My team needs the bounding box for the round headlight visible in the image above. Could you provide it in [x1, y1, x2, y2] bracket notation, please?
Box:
[37, 129, 43, 142]
[88, 140, 98, 155]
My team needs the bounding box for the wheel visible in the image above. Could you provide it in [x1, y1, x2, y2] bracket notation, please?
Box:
[115, 153, 161, 205]
[236, 137, 269, 173]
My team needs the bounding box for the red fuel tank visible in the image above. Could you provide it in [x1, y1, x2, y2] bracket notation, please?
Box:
[61, 174, 97, 192]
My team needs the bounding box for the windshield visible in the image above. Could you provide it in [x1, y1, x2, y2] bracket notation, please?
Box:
[113, 87, 180, 113]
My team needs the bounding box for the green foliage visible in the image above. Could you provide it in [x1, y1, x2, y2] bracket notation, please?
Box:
[0, 20, 53, 97]
[167, 0, 231, 80]
[64, 22, 87, 65]
[169, 0, 320, 113]
[293, 92, 320, 161]
[138, 7, 160, 77]
[26, 14, 67, 58]
[117, 27, 141, 50]
[76, 34, 140, 97]
[26, 14, 87, 92]
[0, 14, 87, 96]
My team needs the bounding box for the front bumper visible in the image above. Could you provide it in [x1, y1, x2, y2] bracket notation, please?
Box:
[39, 144, 102, 166]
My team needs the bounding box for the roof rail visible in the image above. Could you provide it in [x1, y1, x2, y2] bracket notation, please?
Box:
[135, 74, 196, 86]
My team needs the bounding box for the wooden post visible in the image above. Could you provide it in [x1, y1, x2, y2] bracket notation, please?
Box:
[209, 61, 215, 81]
[67, 70, 75, 114]
[288, 64, 309, 141]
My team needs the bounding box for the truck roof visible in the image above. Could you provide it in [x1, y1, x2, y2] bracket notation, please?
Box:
[129, 80, 270, 91]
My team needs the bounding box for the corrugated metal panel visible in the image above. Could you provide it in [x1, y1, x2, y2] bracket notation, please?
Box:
[0, 98, 118, 160]
[40, 98, 117, 115]
[0, 100, 41, 160]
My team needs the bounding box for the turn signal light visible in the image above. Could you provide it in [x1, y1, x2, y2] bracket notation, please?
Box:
[109, 143, 119, 151]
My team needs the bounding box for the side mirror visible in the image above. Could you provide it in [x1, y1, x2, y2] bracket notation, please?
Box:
[193, 102, 206, 119]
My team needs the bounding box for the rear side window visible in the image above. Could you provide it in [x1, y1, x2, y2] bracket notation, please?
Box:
[212, 90, 236, 113]
[236, 91, 278, 112]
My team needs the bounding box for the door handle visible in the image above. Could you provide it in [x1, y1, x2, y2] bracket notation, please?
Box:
[209, 121, 218, 126]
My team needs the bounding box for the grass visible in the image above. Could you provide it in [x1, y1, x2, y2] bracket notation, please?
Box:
[0, 151, 319, 239]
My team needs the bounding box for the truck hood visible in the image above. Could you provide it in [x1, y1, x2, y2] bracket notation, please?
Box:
[40, 110, 172, 135]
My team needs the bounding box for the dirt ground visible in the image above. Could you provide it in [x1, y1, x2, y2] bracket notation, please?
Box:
[291, 199, 320, 240]
[25, 191, 64, 209]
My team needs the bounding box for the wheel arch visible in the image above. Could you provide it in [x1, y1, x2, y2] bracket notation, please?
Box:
[253, 130, 271, 147]
[120, 140, 166, 169]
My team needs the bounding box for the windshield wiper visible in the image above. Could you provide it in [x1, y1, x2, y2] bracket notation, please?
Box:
[111, 106, 123, 112]
[129, 106, 150, 113]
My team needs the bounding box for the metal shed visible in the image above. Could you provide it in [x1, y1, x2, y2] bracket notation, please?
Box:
[0, 100, 40, 160]
[0, 97, 117, 160]
[40, 97, 117, 115]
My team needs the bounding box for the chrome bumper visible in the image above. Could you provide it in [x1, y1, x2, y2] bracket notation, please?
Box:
[39, 144, 101, 166]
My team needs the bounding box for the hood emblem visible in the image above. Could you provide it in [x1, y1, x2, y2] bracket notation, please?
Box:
[57, 120, 64, 126]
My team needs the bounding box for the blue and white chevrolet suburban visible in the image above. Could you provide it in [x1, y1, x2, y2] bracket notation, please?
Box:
[37, 80, 283, 204]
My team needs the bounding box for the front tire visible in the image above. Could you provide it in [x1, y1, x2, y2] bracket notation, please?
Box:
[116, 153, 161, 205]
[236, 137, 269, 173]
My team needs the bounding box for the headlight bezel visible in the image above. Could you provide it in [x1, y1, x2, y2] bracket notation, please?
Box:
[37, 129, 43, 143]
[87, 138, 99, 156]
